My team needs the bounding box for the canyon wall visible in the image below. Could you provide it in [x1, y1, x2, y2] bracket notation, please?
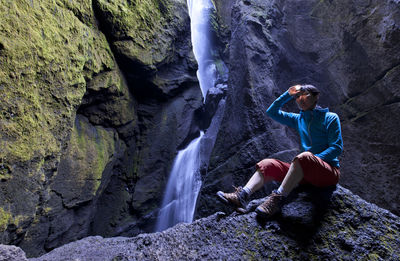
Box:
[1, 0, 399, 257]
[0, 0, 201, 256]
[198, 0, 400, 218]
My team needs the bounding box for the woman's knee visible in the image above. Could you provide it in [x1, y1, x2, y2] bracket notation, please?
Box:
[294, 152, 314, 166]
[292, 152, 314, 173]
[257, 158, 276, 168]
[296, 151, 314, 161]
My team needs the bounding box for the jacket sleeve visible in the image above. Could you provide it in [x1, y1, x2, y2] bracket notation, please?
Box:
[315, 113, 343, 161]
[266, 90, 298, 129]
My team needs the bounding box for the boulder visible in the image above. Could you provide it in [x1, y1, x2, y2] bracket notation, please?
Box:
[29, 186, 400, 260]
[0, 244, 27, 261]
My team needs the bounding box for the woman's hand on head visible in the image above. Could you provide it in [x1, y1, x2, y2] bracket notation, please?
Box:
[288, 85, 302, 96]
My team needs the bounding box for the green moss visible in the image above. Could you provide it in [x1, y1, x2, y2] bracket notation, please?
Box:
[96, 0, 184, 67]
[56, 0, 96, 27]
[97, 0, 170, 41]
[43, 207, 52, 215]
[88, 70, 122, 92]
[210, 0, 230, 36]
[376, 223, 399, 255]
[214, 58, 228, 79]
[93, 127, 116, 192]
[0, 0, 114, 163]
[72, 117, 115, 195]
[0, 157, 12, 181]
[0, 208, 12, 231]
[221, 227, 227, 234]
[0, 206, 29, 231]
[0, 171, 11, 181]
[366, 253, 382, 261]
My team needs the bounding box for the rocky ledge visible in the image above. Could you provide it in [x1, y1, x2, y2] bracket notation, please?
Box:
[0, 186, 390, 260]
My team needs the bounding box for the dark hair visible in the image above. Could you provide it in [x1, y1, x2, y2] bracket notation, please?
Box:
[300, 84, 320, 96]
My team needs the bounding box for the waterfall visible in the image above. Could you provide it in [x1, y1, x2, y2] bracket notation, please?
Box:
[187, 0, 216, 102]
[155, 0, 217, 231]
[155, 132, 204, 231]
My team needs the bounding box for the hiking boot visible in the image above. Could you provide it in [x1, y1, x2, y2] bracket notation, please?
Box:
[216, 186, 249, 209]
[255, 191, 284, 219]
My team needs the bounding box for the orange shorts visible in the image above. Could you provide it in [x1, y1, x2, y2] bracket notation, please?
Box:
[256, 152, 340, 187]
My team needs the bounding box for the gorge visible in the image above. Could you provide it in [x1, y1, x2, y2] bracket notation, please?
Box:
[156, 0, 227, 232]
[0, 0, 399, 259]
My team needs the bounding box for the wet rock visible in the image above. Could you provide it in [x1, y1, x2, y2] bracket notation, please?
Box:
[78, 70, 136, 128]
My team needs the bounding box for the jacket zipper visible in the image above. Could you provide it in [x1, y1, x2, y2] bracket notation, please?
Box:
[307, 112, 313, 147]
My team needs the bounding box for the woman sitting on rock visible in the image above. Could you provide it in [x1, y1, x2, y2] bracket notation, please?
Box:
[217, 84, 343, 219]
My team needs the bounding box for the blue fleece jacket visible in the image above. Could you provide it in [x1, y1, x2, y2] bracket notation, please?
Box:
[266, 91, 343, 167]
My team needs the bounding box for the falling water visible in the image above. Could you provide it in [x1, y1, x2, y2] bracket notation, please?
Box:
[155, 132, 204, 231]
[155, 0, 216, 231]
[187, 0, 216, 101]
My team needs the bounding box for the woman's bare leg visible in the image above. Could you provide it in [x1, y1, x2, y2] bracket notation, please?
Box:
[277, 158, 304, 196]
[243, 170, 273, 195]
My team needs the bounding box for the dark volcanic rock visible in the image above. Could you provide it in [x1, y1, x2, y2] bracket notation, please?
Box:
[88, 0, 204, 238]
[29, 186, 400, 261]
[0, 0, 120, 256]
[0, 0, 200, 257]
[1, 0, 399, 257]
[93, 0, 197, 100]
[199, 0, 400, 219]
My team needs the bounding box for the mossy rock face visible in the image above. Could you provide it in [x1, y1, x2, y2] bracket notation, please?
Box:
[26, 115, 127, 255]
[84, 0, 204, 238]
[0, 0, 121, 256]
[0, 0, 113, 163]
[0, 208, 12, 232]
[210, 0, 231, 58]
[1, 0, 198, 256]
[93, 0, 197, 98]
[52, 115, 118, 208]
[94, 0, 185, 66]
[78, 69, 136, 127]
